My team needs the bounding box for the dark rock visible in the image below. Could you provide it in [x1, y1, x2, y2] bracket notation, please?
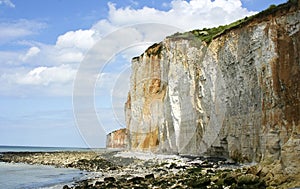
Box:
[106, 182, 118, 188]
[215, 178, 224, 187]
[205, 156, 227, 163]
[87, 184, 94, 188]
[154, 168, 168, 173]
[129, 176, 145, 184]
[201, 162, 214, 168]
[159, 182, 171, 188]
[168, 162, 177, 169]
[63, 185, 70, 189]
[180, 155, 203, 160]
[74, 186, 83, 189]
[118, 177, 127, 183]
[223, 174, 237, 185]
[76, 180, 89, 188]
[175, 165, 187, 169]
[190, 162, 201, 167]
[94, 181, 104, 186]
[159, 162, 168, 167]
[145, 173, 155, 179]
[109, 166, 117, 170]
[189, 177, 211, 187]
[168, 162, 186, 170]
[188, 167, 202, 174]
[210, 184, 222, 189]
[104, 177, 116, 182]
[237, 174, 259, 185]
[177, 178, 188, 185]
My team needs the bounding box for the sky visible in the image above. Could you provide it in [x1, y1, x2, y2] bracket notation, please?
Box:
[0, 0, 287, 148]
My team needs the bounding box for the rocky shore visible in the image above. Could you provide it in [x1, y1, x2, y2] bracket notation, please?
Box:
[0, 151, 299, 189]
[0, 151, 121, 172]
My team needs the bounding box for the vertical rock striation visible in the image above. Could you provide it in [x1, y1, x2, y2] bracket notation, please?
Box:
[106, 128, 128, 149]
[125, 0, 299, 179]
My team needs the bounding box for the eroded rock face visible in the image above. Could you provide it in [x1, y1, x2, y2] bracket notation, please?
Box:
[125, 1, 299, 176]
[106, 128, 128, 149]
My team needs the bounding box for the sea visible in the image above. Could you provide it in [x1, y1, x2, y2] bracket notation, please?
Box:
[0, 145, 99, 189]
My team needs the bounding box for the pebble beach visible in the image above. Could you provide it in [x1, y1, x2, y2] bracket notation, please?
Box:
[0, 150, 277, 189]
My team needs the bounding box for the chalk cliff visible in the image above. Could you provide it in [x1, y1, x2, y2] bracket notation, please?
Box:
[106, 128, 127, 149]
[124, 1, 299, 180]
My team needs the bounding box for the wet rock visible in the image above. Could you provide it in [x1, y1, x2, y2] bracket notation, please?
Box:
[188, 177, 211, 187]
[223, 174, 237, 185]
[74, 186, 83, 189]
[154, 168, 168, 174]
[201, 162, 214, 168]
[145, 173, 155, 180]
[73, 180, 92, 189]
[215, 178, 224, 187]
[129, 176, 145, 184]
[168, 162, 180, 169]
[207, 169, 215, 174]
[106, 182, 118, 188]
[188, 167, 202, 174]
[161, 182, 173, 188]
[206, 157, 227, 163]
[237, 174, 259, 185]
[210, 184, 222, 189]
[94, 181, 104, 187]
[104, 177, 116, 182]
[269, 174, 287, 186]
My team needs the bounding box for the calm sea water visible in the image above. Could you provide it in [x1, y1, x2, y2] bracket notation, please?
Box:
[0, 146, 99, 189]
[0, 145, 92, 153]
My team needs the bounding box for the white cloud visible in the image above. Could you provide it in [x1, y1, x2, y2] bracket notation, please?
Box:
[91, 19, 117, 38]
[55, 50, 84, 63]
[96, 0, 255, 32]
[16, 64, 76, 86]
[0, 0, 15, 8]
[21, 47, 40, 62]
[0, 19, 46, 43]
[56, 29, 95, 50]
[52, 29, 97, 64]
[0, 51, 21, 66]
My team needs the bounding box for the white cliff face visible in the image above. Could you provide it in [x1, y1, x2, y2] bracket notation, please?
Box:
[125, 3, 300, 178]
[106, 128, 127, 149]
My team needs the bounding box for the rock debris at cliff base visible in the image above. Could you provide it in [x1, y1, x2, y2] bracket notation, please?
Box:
[0, 151, 264, 189]
[1, 151, 300, 188]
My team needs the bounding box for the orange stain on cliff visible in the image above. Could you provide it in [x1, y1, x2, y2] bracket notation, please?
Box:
[106, 128, 127, 149]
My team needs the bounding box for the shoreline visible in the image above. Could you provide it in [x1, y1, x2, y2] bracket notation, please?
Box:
[0, 160, 86, 189]
[0, 150, 298, 189]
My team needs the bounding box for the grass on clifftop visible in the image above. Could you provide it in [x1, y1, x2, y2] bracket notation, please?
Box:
[169, 0, 297, 44]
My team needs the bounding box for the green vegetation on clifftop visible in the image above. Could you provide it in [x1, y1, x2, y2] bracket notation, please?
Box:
[169, 0, 297, 44]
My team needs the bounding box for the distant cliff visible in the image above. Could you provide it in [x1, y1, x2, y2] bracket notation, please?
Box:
[124, 0, 299, 181]
[106, 128, 127, 149]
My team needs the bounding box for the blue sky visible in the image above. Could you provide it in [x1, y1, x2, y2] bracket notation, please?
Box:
[0, 0, 287, 148]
